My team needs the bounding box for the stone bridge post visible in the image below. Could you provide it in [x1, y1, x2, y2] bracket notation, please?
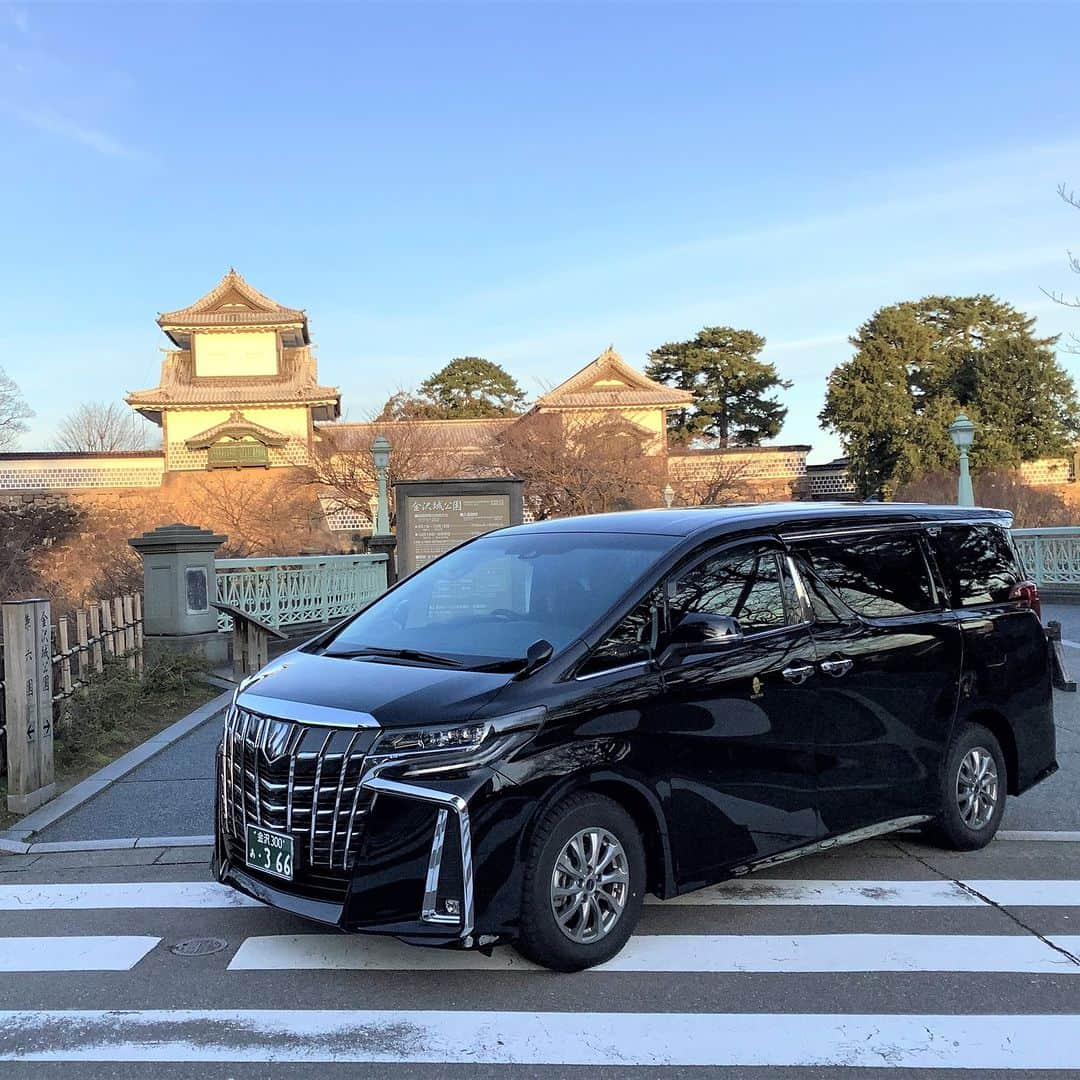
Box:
[128, 523, 228, 666]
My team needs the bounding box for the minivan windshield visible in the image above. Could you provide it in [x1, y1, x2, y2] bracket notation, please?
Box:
[324, 531, 676, 665]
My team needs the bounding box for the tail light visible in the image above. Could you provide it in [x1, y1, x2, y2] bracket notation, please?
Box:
[1009, 580, 1041, 620]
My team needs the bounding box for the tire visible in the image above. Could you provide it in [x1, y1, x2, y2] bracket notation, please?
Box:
[924, 722, 1007, 851]
[515, 792, 646, 972]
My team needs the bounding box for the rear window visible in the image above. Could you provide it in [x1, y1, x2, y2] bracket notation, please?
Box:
[795, 533, 936, 618]
[930, 524, 1022, 607]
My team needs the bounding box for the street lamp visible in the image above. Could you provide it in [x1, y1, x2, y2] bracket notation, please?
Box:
[662, 483, 675, 508]
[371, 435, 391, 535]
[948, 413, 976, 507]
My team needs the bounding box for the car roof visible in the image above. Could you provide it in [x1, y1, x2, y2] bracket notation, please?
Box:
[496, 502, 1012, 539]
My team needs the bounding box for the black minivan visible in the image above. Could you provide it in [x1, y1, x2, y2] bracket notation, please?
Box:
[214, 503, 1057, 970]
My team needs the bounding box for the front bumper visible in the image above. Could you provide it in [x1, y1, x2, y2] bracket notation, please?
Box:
[216, 761, 490, 948]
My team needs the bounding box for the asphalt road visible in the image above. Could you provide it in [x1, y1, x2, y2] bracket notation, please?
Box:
[0, 837, 1077, 1076]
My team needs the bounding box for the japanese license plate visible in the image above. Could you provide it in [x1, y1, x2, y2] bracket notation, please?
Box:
[246, 825, 294, 881]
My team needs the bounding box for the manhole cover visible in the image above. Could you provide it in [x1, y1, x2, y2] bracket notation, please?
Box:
[170, 937, 228, 957]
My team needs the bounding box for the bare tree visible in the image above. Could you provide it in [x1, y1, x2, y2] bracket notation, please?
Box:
[0, 366, 33, 449]
[186, 471, 326, 558]
[300, 422, 469, 525]
[0, 499, 80, 601]
[493, 413, 665, 519]
[672, 454, 754, 505]
[53, 401, 158, 453]
[895, 469, 1080, 528]
[1043, 183, 1080, 351]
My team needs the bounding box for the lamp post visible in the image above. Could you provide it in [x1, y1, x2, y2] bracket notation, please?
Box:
[662, 483, 675, 508]
[948, 413, 976, 507]
[371, 436, 391, 536]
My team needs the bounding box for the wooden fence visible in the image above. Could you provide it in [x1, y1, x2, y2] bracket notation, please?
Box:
[0, 594, 143, 774]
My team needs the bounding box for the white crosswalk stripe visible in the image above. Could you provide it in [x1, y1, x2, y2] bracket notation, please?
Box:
[3, 1009, 1080, 1067]
[0, 881, 261, 911]
[0, 936, 159, 972]
[228, 930, 1080, 973]
[2, 877, 1077, 910]
[1, 866, 1077, 1070]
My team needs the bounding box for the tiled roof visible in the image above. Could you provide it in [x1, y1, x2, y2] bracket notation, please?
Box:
[126, 347, 340, 409]
[318, 418, 514, 453]
[536, 346, 694, 409]
[184, 411, 290, 449]
[157, 269, 309, 347]
[159, 269, 305, 325]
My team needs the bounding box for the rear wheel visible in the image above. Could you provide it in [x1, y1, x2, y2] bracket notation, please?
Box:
[516, 792, 645, 971]
[925, 723, 1007, 851]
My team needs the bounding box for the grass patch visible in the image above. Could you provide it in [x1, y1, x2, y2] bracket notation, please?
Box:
[0, 651, 221, 833]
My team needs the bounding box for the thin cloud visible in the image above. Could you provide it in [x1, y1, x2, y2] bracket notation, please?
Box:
[3, 102, 147, 160]
[3, 6, 29, 34]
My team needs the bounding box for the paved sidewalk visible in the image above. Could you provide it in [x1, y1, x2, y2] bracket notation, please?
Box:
[31, 713, 226, 843]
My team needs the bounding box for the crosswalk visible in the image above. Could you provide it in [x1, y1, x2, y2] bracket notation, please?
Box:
[0, 866, 1077, 1070]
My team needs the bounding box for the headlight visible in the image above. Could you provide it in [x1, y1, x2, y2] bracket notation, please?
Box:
[368, 707, 545, 777]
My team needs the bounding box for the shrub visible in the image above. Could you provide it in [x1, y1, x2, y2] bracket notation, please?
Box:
[56, 649, 211, 760]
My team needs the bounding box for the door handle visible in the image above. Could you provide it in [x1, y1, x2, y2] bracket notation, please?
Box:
[781, 664, 815, 685]
[820, 658, 854, 678]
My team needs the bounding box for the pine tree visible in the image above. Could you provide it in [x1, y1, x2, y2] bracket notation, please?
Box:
[646, 327, 791, 445]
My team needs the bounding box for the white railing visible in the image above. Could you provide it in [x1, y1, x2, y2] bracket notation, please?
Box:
[214, 554, 389, 631]
[1012, 528, 1080, 587]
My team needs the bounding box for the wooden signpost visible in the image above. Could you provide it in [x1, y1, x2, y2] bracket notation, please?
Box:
[3, 598, 56, 814]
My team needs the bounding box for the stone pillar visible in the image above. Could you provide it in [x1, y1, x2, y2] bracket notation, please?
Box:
[129, 523, 228, 665]
[3, 598, 56, 814]
[366, 533, 398, 586]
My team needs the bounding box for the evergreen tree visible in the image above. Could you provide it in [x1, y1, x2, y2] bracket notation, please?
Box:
[821, 295, 1079, 498]
[645, 327, 791, 445]
[417, 357, 526, 418]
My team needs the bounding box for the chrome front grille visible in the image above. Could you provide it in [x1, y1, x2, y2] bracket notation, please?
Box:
[221, 706, 379, 871]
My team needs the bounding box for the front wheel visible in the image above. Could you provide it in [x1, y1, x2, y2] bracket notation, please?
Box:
[515, 792, 645, 971]
[925, 722, 1007, 851]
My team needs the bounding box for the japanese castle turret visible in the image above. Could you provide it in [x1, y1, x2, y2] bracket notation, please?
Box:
[125, 269, 341, 472]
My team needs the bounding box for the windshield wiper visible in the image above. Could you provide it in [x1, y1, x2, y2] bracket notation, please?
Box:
[323, 645, 464, 667]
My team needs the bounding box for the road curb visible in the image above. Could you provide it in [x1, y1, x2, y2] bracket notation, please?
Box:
[3, 830, 1078, 858]
[0, 690, 232, 846]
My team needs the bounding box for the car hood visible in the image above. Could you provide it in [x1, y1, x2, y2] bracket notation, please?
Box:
[235, 648, 515, 729]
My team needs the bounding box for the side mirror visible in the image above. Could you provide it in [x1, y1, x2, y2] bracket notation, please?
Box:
[661, 612, 743, 667]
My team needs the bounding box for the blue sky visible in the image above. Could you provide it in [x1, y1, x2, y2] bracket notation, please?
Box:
[0, 1, 1077, 462]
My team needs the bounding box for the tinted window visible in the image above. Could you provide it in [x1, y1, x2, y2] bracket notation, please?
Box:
[329, 531, 675, 663]
[796, 533, 936, 618]
[931, 525, 1021, 607]
[671, 550, 796, 633]
[579, 587, 664, 676]
[793, 557, 852, 624]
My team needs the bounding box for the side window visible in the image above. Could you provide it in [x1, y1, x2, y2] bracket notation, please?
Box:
[671, 549, 797, 633]
[931, 525, 1021, 607]
[793, 556, 852, 624]
[578, 587, 664, 676]
[796, 533, 936, 618]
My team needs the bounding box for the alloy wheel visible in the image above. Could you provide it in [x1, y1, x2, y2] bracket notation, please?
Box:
[550, 827, 629, 944]
[956, 746, 999, 830]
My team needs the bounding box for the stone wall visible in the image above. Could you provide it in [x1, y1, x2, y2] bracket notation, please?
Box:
[668, 445, 810, 503]
[0, 452, 164, 491]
